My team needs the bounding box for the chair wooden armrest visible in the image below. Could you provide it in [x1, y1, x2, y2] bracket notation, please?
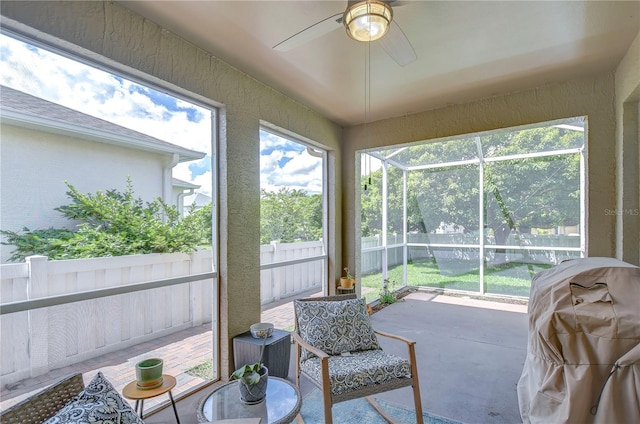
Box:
[375, 330, 419, 370]
[376, 328, 422, 421]
[374, 330, 416, 346]
[292, 295, 424, 424]
[291, 331, 330, 359]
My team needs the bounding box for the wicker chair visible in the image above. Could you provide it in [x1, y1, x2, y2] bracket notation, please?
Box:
[292, 294, 423, 424]
[0, 373, 85, 424]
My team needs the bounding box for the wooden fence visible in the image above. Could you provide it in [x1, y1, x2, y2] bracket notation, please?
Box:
[0, 242, 325, 385]
[0, 251, 213, 385]
[259, 240, 324, 303]
[2, 234, 576, 384]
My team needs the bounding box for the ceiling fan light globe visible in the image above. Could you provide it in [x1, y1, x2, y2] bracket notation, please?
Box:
[343, 0, 393, 42]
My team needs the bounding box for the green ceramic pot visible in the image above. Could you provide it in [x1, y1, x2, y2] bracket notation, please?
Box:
[135, 358, 164, 390]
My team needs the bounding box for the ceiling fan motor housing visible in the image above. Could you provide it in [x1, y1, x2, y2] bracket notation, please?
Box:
[343, 0, 394, 42]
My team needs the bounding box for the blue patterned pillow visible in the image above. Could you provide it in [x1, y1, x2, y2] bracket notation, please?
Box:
[294, 298, 379, 361]
[44, 372, 144, 424]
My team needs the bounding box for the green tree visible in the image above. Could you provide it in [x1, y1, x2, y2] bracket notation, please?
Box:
[260, 188, 322, 244]
[361, 126, 582, 242]
[1, 179, 212, 262]
[360, 171, 383, 237]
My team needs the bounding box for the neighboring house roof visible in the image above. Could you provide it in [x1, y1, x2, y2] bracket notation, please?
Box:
[190, 192, 212, 207]
[0, 85, 205, 162]
[172, 178, 200, 190]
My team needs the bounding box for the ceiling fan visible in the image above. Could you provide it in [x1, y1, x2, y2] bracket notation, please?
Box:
[273, 0, 417, 66]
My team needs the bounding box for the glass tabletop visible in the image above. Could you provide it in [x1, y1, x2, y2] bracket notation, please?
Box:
[197, 377, 301, 424]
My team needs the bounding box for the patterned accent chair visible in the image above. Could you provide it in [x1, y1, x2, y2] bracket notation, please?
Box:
[1, 372, 143, 424]
[293, 294, 423, 424]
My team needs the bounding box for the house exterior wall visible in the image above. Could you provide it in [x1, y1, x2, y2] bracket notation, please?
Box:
[0, 123, 167, 262]
[173, 186, 188, 214]
[0, 0, 343, 378]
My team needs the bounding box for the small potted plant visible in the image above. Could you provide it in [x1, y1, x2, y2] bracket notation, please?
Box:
[135, 358, 164, 390]
[231, 331, 269, 404]
[340, 267, 355, 289]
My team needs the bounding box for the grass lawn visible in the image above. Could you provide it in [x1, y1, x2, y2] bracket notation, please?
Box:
[361, 258, 550, 300]
[185, 358, 212, 380]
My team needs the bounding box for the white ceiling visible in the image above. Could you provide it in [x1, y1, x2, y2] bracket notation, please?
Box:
[119, 1, 640, 127]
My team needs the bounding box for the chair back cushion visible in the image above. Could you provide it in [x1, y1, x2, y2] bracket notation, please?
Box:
[294, 297, 379, 360]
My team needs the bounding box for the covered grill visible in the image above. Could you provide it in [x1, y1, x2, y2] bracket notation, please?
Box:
[517, 257, 640, 424]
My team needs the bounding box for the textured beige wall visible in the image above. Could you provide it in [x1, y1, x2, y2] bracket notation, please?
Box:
[0, 1, 342, 378]
[343, 73, 618, 272]
[615, 29, 640, 265]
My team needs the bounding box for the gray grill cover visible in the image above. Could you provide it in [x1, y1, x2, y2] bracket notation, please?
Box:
[517, 257, 640, 424]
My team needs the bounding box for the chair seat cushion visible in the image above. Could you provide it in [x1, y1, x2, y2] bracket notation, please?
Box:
[294, 297, 379, 361]
[300, 349, 411, 396]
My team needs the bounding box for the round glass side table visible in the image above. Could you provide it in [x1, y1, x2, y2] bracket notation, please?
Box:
[197, 377, 301, 424]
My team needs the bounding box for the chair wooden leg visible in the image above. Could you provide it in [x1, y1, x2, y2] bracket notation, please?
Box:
[412, 382, 424, 424]
[322, 392, 333, 424]
[320, 356, 333, 424]
[407, 342, 424, 424]
[295, 344, 301, 387]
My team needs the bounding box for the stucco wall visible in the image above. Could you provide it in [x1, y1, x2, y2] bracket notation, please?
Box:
[0, 124, 166, 262]
[614, 29, 640, 265]
[343, 72, 618, 273]
[0, 0, 343, 378]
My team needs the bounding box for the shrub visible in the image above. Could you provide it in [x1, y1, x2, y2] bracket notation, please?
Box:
[1, 178, 212, 262]
[379, 278, 397, 304]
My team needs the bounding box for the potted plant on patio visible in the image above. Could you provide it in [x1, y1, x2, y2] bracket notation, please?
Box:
[135, 357, 164, 390]
[231, 331, 269, 404]
[340, 267, 355, 289]
[380, 278, 397, 305]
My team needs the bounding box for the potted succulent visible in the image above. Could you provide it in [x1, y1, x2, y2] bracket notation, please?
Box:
[340, 267, 355, 289]
[231, 332, 269, 404]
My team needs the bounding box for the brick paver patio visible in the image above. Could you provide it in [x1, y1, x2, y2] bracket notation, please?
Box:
[0, 290, 321, 414]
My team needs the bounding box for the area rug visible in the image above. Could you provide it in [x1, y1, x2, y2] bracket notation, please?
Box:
[299, 388, 462, 424]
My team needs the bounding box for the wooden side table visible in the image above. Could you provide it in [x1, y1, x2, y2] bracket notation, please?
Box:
[122, 374, 180, 423]
[337, 285, 356, 294]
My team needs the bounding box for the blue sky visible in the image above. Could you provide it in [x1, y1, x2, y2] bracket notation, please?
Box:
[0, 33, 322, 198]
[260, 130, 323, 194]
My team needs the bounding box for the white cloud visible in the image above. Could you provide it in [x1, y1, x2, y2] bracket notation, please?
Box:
[190, 172, 213, 197]
[1, 34, 324, 200]
[260, 143, 322, 194]
[1, 34, 212, 195]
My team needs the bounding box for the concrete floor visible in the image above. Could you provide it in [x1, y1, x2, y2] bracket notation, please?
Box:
[146, 290, 529, 423]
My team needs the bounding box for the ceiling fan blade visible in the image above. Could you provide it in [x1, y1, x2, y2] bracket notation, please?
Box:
[273, 12, 343, 51]
[377, 21, 417, 66]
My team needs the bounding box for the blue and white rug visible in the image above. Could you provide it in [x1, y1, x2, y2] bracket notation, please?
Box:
[300, 388, 463, 424]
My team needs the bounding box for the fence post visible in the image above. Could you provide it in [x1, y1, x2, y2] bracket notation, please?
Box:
[271, 241, 282, 302]
[190, 252, 201, 326]
[26, 255, 49, 377]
